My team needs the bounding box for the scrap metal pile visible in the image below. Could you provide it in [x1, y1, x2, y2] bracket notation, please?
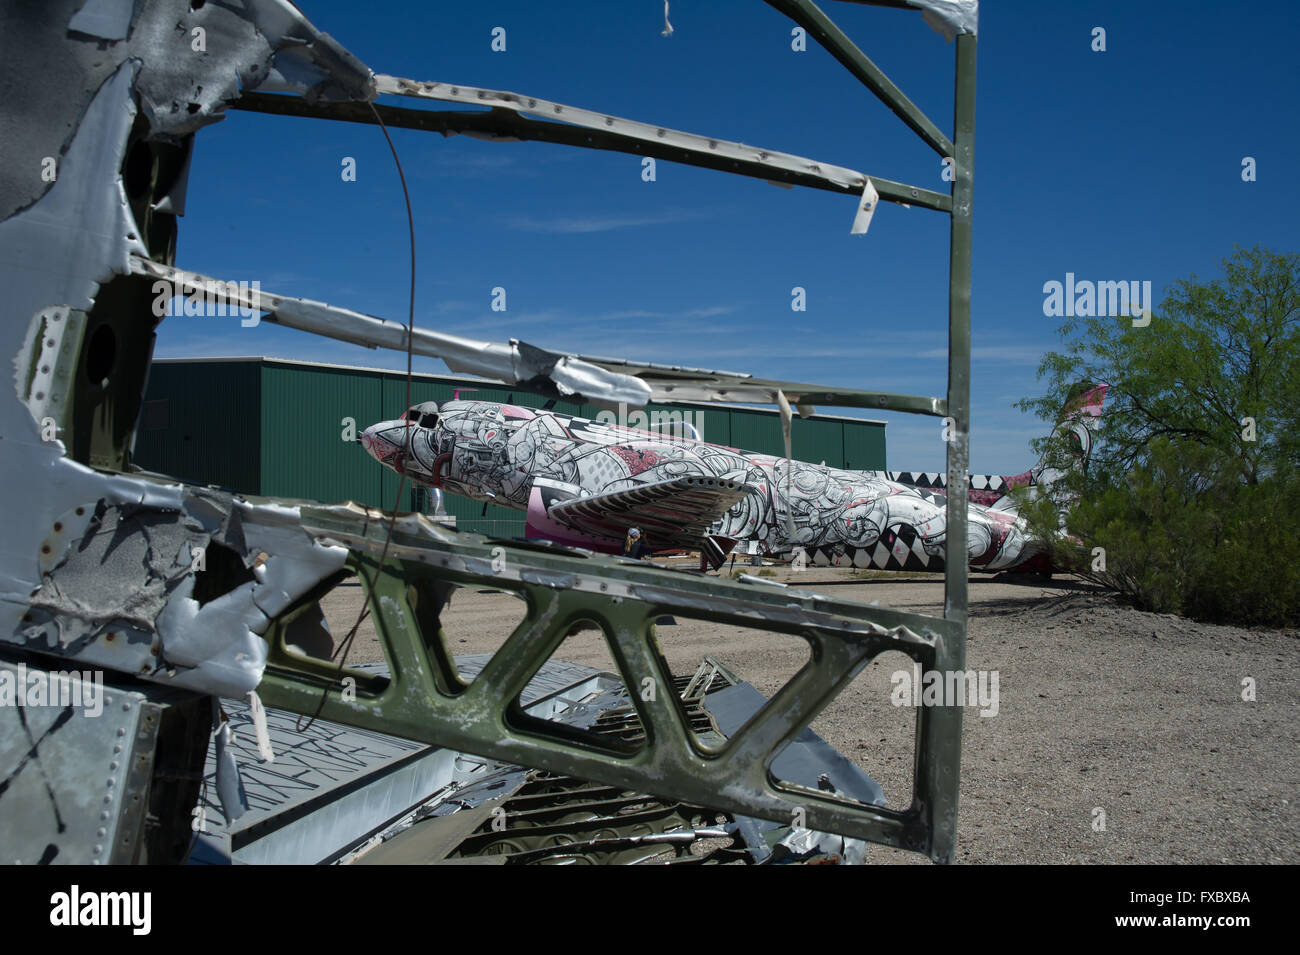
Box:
[0, 0, 976, 864]
[196, 657, 881, 865]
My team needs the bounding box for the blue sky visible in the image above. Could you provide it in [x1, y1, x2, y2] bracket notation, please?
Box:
[159, 0, 1299, 473]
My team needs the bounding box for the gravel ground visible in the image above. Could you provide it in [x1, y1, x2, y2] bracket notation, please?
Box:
[317, 564, 1299, 864]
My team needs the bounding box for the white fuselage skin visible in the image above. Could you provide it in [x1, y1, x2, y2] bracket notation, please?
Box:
[361, 400, 1046, 572]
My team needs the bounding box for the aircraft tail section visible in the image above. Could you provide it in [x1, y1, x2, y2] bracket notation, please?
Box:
[1029, 381, 1107, 484]
[885, 383, 1107, 508]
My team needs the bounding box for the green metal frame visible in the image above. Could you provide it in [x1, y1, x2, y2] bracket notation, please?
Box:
[241, 2, 975, 862]
[256, 506, 961, 856]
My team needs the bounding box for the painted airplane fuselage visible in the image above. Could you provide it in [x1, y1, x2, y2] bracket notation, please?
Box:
[362, 399, 1049, 572]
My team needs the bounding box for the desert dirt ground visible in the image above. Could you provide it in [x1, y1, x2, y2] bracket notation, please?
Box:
[318, 563, 1299, 864]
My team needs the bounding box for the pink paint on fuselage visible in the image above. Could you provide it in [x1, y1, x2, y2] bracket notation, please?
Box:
[524, 486, 624, 554]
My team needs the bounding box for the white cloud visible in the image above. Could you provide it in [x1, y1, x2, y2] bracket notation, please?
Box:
[505, 209, 708, 234]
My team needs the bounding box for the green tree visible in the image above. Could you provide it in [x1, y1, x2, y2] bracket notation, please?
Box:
[1017, 246, 1300, 626]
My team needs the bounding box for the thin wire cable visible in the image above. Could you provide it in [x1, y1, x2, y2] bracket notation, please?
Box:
[297, 101, 417, 732]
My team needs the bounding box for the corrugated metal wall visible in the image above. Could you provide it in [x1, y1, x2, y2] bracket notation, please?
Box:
[728, 408, 786, 458]
[842, 418, 887, 472]
[260, 363, 384, 506]
[134, 359, 886, 540]
[792, 415, 843, 467]
[133, 362, 260, 492]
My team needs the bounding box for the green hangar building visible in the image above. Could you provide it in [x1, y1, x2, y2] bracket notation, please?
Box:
[133, 357, 888, 538]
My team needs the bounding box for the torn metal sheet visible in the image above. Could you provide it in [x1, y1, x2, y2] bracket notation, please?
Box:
[129, 257, 653, 410]
[212, 709, 249, 825]
[0, 64, 148, 316]
[1, 1, 372, 701]
[904, 0, 979, 40]
[150, 138, 193, 216]
[67, 0, 135, 42]
[15, 488, 347, 699]
[0, 0, 373, 220]
[774, 826, 867, 864]
[850, 178, 880, 235]
[2, 0, 971, 862]
[25, 501, 209, 646]
[129, 257, 942, 418]
[192, 657, 616, 865]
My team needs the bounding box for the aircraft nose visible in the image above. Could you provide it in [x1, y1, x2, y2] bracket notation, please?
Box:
[360, 422, 405, 466]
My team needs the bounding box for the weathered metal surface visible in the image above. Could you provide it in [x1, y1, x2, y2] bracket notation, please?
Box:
[130, 256, 947, 418]
[10, 481, 349, 698]
[348, 657, 879, 865]
[366, 74, 949, 222]
[1, 0, 972, 862]
[0, 650, 207, 864]
[191, 657, 617, 865]
[247, 505, 956, 857]
[129, 257, 654, 411]
[929, 30, 977, 865]
[236, 91, 953, 215]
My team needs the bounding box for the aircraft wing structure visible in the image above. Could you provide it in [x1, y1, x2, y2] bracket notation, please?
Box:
[549, 475, 747, 553]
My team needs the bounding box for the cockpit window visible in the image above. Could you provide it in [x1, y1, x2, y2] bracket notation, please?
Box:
[401, 405, 440, 428]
